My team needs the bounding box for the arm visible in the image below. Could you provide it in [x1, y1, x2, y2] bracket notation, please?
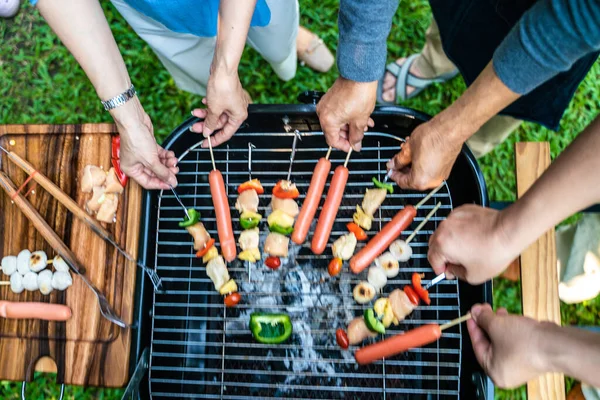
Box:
[316, 0, 398, 152]
[468, 304, 600, 388]
[427, 115, 600, 283]
[36, 0, 177, 189]
[192, 0, 255, 147]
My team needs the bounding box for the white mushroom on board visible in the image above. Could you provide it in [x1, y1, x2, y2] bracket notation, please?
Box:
[52, 271, 73, 291]
[29, 250, 48, 272]
[22, 271, 39, 291]
[16, 249, 31, 275]
[52, 255, 70, 272]
[10, 273, 24, 294]
[1, 255, 17, 276]
[37, 270, 53, 295]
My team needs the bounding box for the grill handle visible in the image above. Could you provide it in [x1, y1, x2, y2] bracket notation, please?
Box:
[297, 91, 325, 105]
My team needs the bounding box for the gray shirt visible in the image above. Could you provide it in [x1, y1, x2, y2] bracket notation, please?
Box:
[337, 0, 600, 95]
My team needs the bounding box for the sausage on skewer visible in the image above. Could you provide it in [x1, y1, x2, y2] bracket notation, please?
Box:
[209, 169, 236, 262]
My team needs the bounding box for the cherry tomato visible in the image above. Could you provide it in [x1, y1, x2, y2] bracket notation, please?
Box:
[328, 258, 343, 277]
[346, 222, 367, 241]
[403, 286, 420, 306]
[336, 328, 349, 349]
[224, 292, 241, 307]
[265, 256, 281, 270]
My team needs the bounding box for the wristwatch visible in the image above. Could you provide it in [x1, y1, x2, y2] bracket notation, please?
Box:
[101, 84, 137, 111]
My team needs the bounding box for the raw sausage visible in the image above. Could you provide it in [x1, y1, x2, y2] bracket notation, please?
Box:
[354, 324, 442, 365]
[0, 301, 72, 321]
[209, 170, 237, 262]
[292, 157, 331, 244]
[311, 165, 348, 254]
[350, 205, 417, 274]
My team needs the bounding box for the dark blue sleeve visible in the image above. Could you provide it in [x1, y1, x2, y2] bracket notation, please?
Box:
[337, 0, 399, 82]
[493, 0, 600, 95]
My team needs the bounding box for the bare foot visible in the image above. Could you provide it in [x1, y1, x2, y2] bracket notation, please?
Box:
[381, 58, 424, 103]
[296, 26, 334, 73]
[297, 26, 314, 54]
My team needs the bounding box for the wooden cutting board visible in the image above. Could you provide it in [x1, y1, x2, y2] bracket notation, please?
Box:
[0, 124, 141, 387]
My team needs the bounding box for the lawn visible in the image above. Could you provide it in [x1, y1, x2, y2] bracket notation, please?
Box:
[1, 1, 599, 399]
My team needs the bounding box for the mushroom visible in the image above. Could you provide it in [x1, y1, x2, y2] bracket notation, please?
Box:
[1, 255, 17, 276]
[29, 251, 48, 272]
[52, 255, 70, 272]
[389, 239, 413, 262]
[52, 271, 73, 291]
[375, 252, 400, 278]
[16, 249, 32, 275]
[353, 281, 376, 304]
[37, 270, 53, 295]
[367, 265, 388, 291]
[22, 271, 39, 291]
[10, 273, 24, 294]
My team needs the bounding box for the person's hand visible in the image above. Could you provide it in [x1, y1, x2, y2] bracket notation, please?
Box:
[468, 303, 548, 388]
[427, 205, 515, 284]
[386, 118, 463, 190]
[112, 100, 178, 190]
[316, 77, 376, 152]
[191, 69, 250, 148]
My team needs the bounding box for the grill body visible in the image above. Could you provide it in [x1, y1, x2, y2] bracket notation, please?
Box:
[132, 105, 492, 399]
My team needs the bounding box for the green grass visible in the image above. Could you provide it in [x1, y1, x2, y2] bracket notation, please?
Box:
[1, 1, 599, 399]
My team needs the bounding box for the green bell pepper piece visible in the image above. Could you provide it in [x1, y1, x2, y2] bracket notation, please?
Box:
[249, 312, 293, 344]
[241, 217, 260, 229]
[364, 308, 386, 334]
[269, 224, 294, 235]
[372, 177, 394, 194]
[178, 209, 200, 228]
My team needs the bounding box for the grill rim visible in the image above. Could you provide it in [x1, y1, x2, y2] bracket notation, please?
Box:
[130, 104, 493, 400]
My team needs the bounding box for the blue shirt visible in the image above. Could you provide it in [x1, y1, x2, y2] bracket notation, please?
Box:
[31, 0, 271, 38]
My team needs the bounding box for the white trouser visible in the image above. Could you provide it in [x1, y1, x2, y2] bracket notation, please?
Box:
[110, 0, 299, 95]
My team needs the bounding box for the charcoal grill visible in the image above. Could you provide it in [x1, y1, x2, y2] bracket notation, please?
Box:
[131, 102, 492, 399]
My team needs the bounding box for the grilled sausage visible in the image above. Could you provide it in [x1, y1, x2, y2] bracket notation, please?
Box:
[354, 324, 442, 365]
[209, 170, 237, 262]
[350, 205, 417, 274]
[0, 301, 72, 321]
[292, 157, 331, 244]
[311, 165, 348, 254]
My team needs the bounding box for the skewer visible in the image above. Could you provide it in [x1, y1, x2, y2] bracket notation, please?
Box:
[325, 146, 332, 160]
[246, 143, 256, 282]
[206, 135, 217, 171]
[415, 183, 444, 209]
[0, 282, 10, 286]
[424, 273, 445, 290]
[440, 313, 472, 331]
[343, 148, 353, 168]
[286, 130, 302, 182]
[0, 144, 162, 290]
[170, 185, 191, 220]
[406, 202, 442, 243]
[382, 170, 393, 183]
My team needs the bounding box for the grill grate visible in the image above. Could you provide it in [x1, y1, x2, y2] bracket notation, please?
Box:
[148, 131, 461, 399]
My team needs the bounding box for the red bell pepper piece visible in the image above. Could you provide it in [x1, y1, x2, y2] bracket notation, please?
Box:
[412, 272, 431, 305]
[403, 285, 420, 306]
[238, 179, 264, 195]
[111, 135, 128, 187]
[346, 222, 367, 241]
[196, 238, 215, 258]
[272, 180, 299, 199]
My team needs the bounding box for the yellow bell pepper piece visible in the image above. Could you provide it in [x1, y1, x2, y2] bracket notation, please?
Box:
[202, 246, 219, 263]
[238, 248, 261, 263]
[267, 209, 295, 229]
[219, 279, 238, 295]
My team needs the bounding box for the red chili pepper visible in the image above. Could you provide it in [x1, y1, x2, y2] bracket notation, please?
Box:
[403, 285, 420, 306]
[328, 258, 343, 277]
[195, 238, 215, 258]
[238, 179, 264, 195]
[111, 135, 128, 187]
[224, 292, 241, 307]
[346, 222, 367, 241]
[412, 272, 431, 305]
[335, 328, 349, 349]
[272, 180, 300, 199]
[265, 256, 281, 270]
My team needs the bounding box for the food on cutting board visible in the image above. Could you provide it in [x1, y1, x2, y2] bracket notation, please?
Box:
[81, 165, 125, 224]
[2, 251, 73, 295]
[249, 312, 293, 344]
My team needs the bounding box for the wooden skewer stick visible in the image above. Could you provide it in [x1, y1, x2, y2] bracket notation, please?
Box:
[406, 202, 442, 244]
[415, 183, 444, 209]
[207, 135, 217, 171]
[440, 313, 472, 331]
[0, 282, 11, 286]
[325, 146, 332, 160]
[343, 148, 353, 168]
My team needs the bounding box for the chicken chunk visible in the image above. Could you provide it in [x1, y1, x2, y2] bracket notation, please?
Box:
[81, 165, 106, 193]
[235, 189, 259, 214]
[361, 188, 387, 217]
[332, 232, 357, 261]
[206, 256, 230, 291]
[238, 228, 260, 251]
[86, 186, 105, 213]
[347, 317, 377, 345]
[389, 288, 416, 322]
[271, 196, 299, 217]
[186, 222, 211, 251]
[104, 168, 124, 194]
[96, 193, 118, 223]
[264, 232, 289, 258]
